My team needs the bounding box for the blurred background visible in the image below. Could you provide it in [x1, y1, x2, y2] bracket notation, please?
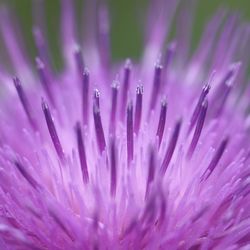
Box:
[1, 0, 250, 70]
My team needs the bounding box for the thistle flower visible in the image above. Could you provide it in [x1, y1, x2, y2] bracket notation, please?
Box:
[0, 0, 250, 249]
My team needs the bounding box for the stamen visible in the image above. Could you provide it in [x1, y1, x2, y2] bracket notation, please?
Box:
[160, 119, 182, 175]
[14, 160, 38, 189]
[145, 146, 156, 198]
[211, 63, 240, 111]
[61, 0, 76, 68]
[164, 41, 176, 70]
[156, 99, 167, 148]
[94, 89, 100, 109]
[13, 77, 37, 130]
[109, 81, 119, 134]
[158, 194, 166, 227]
[110, 137, 117, 197]
[187, 82, 210, 135]
[97, 4, 110, 67]
[150, 63, 163, 111]
[120, 59, 131, 120]
[33, 27, 51, 69]
[214, 82, 233, 117]
[36, 57, 55, 106]
[201, 137, 229, 181]
[0, 9, 29, 74]
[75, 122, 89, 184]
[187, 100, 208, 159]
[93, 100, 106, 153]
[82, 68, 89, 125]
[127, 101, 134, 165]
[134, 85, 143, 135]
[42, 99, 65, 162]
[32, 0, 46, 30]
[141, 195, 156, 225]
[74, 45, 84, 77]
[49, 210, 75, 241]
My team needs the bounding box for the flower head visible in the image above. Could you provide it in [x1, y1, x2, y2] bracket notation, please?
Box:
[0, 0, 250, 249]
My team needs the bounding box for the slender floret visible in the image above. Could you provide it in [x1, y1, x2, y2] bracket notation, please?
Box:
[0, 1, 249, 249]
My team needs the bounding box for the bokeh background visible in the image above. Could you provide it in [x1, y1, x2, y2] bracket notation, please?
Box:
[1, 0, 250, 70]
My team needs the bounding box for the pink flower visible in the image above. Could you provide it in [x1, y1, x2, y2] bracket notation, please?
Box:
[0, 0, 249, 249]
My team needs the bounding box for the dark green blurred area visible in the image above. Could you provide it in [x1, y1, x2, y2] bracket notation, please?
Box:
[1, 0, 250, 70]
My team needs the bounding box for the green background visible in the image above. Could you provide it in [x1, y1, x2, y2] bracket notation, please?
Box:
[1, 0, 250, 69]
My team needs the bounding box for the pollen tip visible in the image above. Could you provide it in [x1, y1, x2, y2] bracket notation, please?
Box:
[94, 88, 100, 98]
[83, 67, 89, 76]
[75, 120, 81, 131]
[161, 97, 167, 107]
[32, 26, 44, 43]
[32, 25, 39, 34]
[127, 100, 133, 110]
[136, 84, 143, 94]
[35, 57, 44, 69]
[125, 58, 132, 69]
[111, 80, 119, 89]
[169, 40, 177, 50]
[73, 43, 81, 53]
[41, 97, 47, 111]
[13, 76, 20, 86]
[154, 62, 163, 70]
[93, 88, 100, 109]
[230, 61, 242, 71]
[203, 82, 211, 95]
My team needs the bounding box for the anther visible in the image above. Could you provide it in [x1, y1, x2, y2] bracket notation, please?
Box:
[97, 4, 110, 67]
[109, 81, 119, 134]
[42, 99, 65, 162]
[150, 63, 163, 111]
[110, 137, 117, 197]
[134, 85, 143, 135]
[212, 72, 236, 117]
[145, 146, 156, 199]
[75, 122, 89, 184]
[93, 100, 106, 153]
[156, 99, 167, 148]
[33, 27, 51, 69]
[201, 137, 229, 181]
[74, 45, 84, 77]
[120, 59, 131, 120]
[187, 100, 208, 159]
[13, 77, 37, 130]
[187, 82, 210, 136]
[127, 101, 134, 165]
[94, 89, 100, 109]
[160, 119, 182, 175]
[164, 41, 176, 70]
[211, 63, 240, 116]
[36, 57, 55, 106]
[82, 68, 89, 125]
[14, 160, 38, 189]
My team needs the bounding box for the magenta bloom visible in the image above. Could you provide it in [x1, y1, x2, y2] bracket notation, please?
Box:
[0, 0, 250, 249]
